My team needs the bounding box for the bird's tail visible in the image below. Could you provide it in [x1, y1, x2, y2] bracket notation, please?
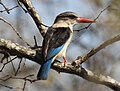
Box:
[37, 59, 53, 80]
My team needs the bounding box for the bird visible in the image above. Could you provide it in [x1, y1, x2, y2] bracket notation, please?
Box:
[37, 11, 95, 80]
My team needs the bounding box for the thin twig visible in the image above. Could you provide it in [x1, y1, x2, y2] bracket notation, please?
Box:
[0, 51, 16, 74]
[15, 58, 22, 76]
[0, 74, 35, 90]
[80, 34, 120, 64]
[0, 1, 10, 14]
[10, 58, 16, 75]
[0, 56, 17, 72]
[23, 58, 26, 68]
[7, 53, 16, 74]
[22, 81, 26, 91]
[0, 17, 31, 46]
[74, 5, 110, 32]
[0, 74, 35, 82]
[0, 79, 21, 90]
[72, 5, 110, 43]
[94, 5, 110, 21]
[11, 74, 36, 83]
[0, 5, 19, 13]
[0, 75, 10, 81]
[0, 83, 13, 89]
[0, 74, 11, 81]
[34, 36, 37, 47]
[0, 50, 9, 63]
[17, 0, 27, 13]
[30, 36, 42, 49]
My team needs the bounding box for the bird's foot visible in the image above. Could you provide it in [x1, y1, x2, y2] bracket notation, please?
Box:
[63, 56, 67, 67]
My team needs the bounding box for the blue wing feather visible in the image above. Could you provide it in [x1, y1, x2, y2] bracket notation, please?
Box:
[37, 44, 64, 80]
[47, 44, 64, 60]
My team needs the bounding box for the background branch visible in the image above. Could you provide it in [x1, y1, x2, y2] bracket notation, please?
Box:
[19, 0, 47, 37]
[0, 5, 18, 13]
[0, 17, 30, 46]
[80, 34, 120, 64]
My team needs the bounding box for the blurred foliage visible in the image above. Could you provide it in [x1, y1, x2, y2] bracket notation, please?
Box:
[105, 0, 120, 32]
[88, 0, 103, 7]
[108, 0, 120, 17]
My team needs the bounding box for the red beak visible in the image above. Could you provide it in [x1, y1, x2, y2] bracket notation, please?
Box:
[77, 17, 95, 23]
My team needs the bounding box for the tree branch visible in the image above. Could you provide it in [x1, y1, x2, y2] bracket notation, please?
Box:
[53, 64, 120, 91]
[80, 34, 120, 64]
[0, 38, 120, 90]
[0, 5, 18, 13]
[0, 17, 30, 46]
[0, 38, 37, 62]
[19, 0, 47, 37]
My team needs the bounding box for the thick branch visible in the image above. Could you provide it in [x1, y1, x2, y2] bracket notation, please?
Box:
[19, 0, 47, 36]
[0, 38, 120, 90]
[53, 64, 120, 91]
[0, 39, 37, 60]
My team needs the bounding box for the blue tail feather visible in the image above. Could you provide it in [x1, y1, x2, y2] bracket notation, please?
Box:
[37, 59, 53, 80]
[37, 44, 64, 80]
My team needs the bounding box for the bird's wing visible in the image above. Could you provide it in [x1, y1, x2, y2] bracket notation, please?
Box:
[42, 27, 70, 61]
[42, 27, 54, 60]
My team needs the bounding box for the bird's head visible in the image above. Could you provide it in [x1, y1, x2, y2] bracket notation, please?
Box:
[54, 12, 95, 26]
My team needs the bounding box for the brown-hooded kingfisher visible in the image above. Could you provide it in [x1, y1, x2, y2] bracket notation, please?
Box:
[37, 12, 95, 80]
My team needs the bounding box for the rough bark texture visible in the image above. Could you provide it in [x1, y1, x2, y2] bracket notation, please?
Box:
[0, 38, 120, 91]
[19, 0, 47, 37]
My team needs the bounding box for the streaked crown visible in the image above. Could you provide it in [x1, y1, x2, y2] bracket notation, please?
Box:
[54, 12, 79, 23]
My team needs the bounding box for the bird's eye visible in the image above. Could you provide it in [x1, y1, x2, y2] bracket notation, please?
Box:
[68, 15, 77, 19]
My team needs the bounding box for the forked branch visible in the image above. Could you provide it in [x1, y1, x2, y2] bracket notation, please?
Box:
[19, 0, 47, 37]
[0, 35, 120, 90]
